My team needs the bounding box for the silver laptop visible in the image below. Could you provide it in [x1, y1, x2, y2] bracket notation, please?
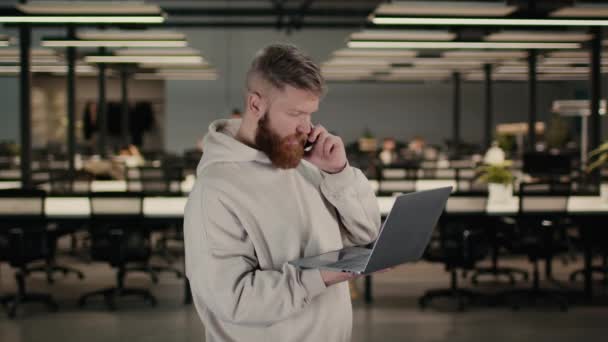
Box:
[290, 187, 452, 275]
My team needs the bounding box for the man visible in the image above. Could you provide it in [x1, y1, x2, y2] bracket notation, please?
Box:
[184, 44, 381, 342]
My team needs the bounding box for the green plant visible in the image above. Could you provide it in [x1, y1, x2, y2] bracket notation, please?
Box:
[477, 161, 514, 185]
[545, 114, 570, 149]
[496, 133, 515, 154]
[586, 141, 608, 173]
[362, 126, 374, 139]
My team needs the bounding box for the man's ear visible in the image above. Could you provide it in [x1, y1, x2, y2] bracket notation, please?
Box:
[247, 91, 266, 120]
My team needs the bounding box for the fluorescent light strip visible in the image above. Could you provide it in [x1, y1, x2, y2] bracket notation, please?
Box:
[442, 50, 527, 59]
[0, 57, 58, 63]
[134, 73, 217, 80]
[541, 58, 608, 65]
[372, 17, 608, 27]
[551, 6, 608, 18]
[348, 41, 580, 49]
[77, 30, 184, 40]
[485, 31, 592, 42]
[41, 40, 187, 47]
[85, 56, 203, 64]
[323, 58, 393, 67]
[0, 65, 96, 73]
[0, 16, 165, 24]
[466, 74, 590, 81]
[375, 2, 516, 17]
[333, 49, 417, 58]
[350, 30, 456, 41]
[115, 48, 200, 56]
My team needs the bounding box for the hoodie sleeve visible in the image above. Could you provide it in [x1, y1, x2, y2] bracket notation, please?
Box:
[184, 184, 327, 326]
[320, 165, 381, 247]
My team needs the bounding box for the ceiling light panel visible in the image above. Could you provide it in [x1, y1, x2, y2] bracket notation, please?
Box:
[485, 31, 592, 42]
[350, 30, 456, 41]
[375, 1, 517, 17]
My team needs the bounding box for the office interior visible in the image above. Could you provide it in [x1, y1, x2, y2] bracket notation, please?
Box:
[2, 1, 608, 341]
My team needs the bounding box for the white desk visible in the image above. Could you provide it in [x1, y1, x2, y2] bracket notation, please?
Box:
[45, 197, 90, 218]
[0, 181, 21, 189]
[377, 196, 396, 216]
[88, 179, 195, 193]
[90, 180, 128, 192]
[485, 197, 519, 215]
[415, 180, 457, 192]
[144, 197, 188, 218]
[41, 195, 608, 220]
[45, 196, 188, 219]
[378, 195, 519, 216]
[567, 196, 608, 213]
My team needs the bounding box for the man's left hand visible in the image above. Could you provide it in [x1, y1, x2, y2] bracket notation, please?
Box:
[303, 124, 347, 174]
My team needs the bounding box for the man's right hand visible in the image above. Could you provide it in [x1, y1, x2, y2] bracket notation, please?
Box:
[320, 267, 395, 287]
[320, 270, 358, 286]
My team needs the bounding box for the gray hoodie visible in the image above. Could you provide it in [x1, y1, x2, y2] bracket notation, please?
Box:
[184, 119, 381, 342]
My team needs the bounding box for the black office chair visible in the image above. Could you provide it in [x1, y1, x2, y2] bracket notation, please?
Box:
[0, 188, 58, 318]
[568, 217, 608, 285]
[78, 192, 157, 310]
[135, 166, 185, 278]
[21, 168, 86, 283]
[504, 181, 570, 311]
[419, 195, 490, 311]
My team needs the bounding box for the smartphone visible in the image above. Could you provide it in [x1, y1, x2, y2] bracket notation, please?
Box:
[304, 123, 315, 153]
[304, 139, 314, 153]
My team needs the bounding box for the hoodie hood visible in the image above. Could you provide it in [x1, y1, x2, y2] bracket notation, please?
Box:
[196, 119, 270, 176]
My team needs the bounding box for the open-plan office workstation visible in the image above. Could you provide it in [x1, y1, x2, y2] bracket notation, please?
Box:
[2, 1, 608, 341]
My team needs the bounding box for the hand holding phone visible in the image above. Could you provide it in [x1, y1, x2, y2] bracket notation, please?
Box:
[303, 123, 348, 174]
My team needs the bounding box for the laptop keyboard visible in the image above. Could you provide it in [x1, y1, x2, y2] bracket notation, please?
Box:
[327, 255, 369, 271]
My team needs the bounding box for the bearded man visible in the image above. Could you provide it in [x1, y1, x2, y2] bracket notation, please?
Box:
[184, 44, 381, 342]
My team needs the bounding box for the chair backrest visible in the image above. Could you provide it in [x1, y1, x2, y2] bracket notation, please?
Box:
[0, 189, 48, 265]
[518, 181, 570, 214]
[88, 192, 148, 265]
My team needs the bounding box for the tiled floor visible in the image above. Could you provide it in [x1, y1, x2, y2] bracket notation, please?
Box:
[1, 248, 608, 341]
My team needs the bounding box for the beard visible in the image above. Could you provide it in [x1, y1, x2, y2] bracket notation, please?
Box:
[255, 114, 307, 169]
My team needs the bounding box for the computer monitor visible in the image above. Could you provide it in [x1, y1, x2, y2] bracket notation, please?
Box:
[523, 152, 572, 177]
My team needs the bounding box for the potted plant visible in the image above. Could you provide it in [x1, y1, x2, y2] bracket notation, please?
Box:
[477, 161, 514, 203]
[358, 127, 377, 153]
[585, 142, 608, 201]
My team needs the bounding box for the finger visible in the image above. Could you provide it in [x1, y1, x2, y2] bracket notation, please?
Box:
[324, 136, 336, 157]
[314, 131, 329, 153]
[309, 124, 327, 143]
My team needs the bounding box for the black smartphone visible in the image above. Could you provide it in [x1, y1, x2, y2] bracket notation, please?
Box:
[304, 123, 315, 153]
[304, 139, 314, 153]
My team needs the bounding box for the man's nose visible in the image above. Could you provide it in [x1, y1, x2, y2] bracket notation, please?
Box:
[297, 121, 312, 135]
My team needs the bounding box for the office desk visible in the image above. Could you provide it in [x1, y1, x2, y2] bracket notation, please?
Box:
[34, 194, 608, 304]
